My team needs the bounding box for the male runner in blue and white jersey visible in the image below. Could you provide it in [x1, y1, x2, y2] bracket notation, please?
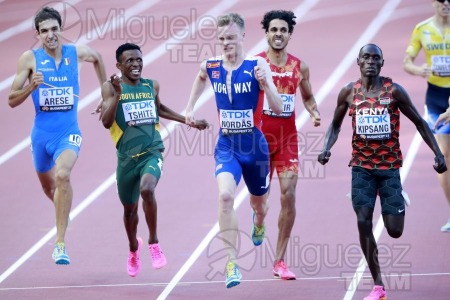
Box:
[9, 6, 106, 265]
[186, 13, 282, 288]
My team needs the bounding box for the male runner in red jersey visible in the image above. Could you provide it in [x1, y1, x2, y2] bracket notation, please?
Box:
[257, 10, 320, 280]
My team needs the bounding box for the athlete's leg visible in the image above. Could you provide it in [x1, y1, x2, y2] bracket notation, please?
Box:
[355, 206, 383, 286]
[383, 215, 404, 238]
[36, 169, 55, 201]
[351, 167, 382, 286]
[53, 149, 77, 244]
[141, 173, 159, 244]
[249, 193, 269, 227]
[435, 134, 450, 207]
[217, 172, 238, 261]
[117, 157, 141, 252]
[275, 171, 297, 261]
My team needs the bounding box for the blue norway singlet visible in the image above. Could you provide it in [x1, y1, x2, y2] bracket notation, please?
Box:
[206, 56, 270, 196]
[31, 44, 79, 132]
[206, 56, 264, 136]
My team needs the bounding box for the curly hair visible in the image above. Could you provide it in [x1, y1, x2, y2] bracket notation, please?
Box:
[261, 10, 296, 33]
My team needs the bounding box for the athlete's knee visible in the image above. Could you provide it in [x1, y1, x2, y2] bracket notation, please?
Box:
[123, 204, 138, 218]
[218, 191, 234, 209]
[280, 188, 296, 207]
[386, 227, 403, 239]
[356, 216, 373, 235]
[55, 168, 71, 186]
[140, 185, 156, 201]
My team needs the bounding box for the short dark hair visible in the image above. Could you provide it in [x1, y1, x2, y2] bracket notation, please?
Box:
[359, 43, 383, 58]
[116, 43, 141, 62]
[261, 10, 296, 33]
[34, 7, 62, 31]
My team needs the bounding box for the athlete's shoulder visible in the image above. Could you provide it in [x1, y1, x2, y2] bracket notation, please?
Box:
[414, 17, 434, 31]
[206, 55, 222, 62]
[255, 51, 267, 58]
[140, 77, 154, 86]
[245, 55, 260, 61]
[286, 53, 301, 62]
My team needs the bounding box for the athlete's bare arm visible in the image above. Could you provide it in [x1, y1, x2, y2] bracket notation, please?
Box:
[185, 60, 208, 125]
[256, 56, 282, 114]
[101, 74, 122, 129]
[402, 54, 431, 78]
[299, 60, 320, 126]
[318, 83, 353, 165]
[9, 51, 41, 108]
[393, 83, 445, 172]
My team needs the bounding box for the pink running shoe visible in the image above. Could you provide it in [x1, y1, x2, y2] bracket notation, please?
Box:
[364, 285, 387, 300]
[127, 237, 142, 277]
[149, 243, 167, 269]
[273, 260, 296, 280]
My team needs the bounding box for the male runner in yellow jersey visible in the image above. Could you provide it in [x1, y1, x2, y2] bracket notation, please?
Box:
[403, 0, 450, 232]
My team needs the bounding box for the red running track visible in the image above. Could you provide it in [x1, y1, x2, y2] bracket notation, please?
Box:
[0, 0, 449, 299]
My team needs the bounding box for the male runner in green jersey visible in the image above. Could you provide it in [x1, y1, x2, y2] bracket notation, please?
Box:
[101, 43, 208, 277]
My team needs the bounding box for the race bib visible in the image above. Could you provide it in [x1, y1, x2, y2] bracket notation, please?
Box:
[431, 55, 450, 77]
[39, 87, 74, 112]
[356, 114, 391, 140]
[219, 109, 254, 134]
[68, 134, 82, 147]
[122, 100, 157, 126]
[263, 93, 295, 118]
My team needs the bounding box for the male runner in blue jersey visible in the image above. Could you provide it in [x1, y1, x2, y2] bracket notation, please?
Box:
[186, 13, 282, 288]
[9, 6, 106, 265]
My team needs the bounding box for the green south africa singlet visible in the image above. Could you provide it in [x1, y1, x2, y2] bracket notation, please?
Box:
[109, 78, 164, 157]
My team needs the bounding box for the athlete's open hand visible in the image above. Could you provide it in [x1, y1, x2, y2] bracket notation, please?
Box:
[434, 154, 447, 174]
[434, 108, 450, 131]
[91, 98, 104, 120]
[318, 150, 331, 165]
[189, 119, 209, 130]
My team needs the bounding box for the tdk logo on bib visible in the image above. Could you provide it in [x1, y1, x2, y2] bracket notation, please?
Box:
[122, 100, 157, 126]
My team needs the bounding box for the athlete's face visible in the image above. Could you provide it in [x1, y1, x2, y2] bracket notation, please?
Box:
[217, 22, 244, 59]
[434, 0, 450, 17]
[117, 49, 143, 83]
[266, 19, 291, 51]
[357, 45, 384, 78]
[37, 19, 62, 51]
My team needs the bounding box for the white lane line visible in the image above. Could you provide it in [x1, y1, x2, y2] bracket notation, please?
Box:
[2, 271, 449, 292]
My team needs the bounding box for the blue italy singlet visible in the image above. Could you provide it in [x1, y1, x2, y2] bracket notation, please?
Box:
[31, 44, 79, 132]
[30, 45, 81, 173]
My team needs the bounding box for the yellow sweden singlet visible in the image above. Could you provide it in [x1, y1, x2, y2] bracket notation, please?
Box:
[406, 17, 450, 87]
